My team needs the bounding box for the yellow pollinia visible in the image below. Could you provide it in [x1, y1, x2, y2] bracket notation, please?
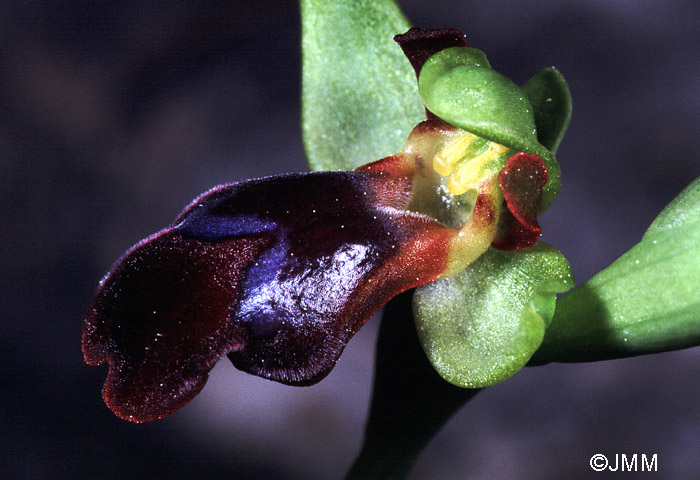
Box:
[432, 131, 510, 196]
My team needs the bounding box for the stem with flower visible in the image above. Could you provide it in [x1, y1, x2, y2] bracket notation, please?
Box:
[82, 0, 700, 478]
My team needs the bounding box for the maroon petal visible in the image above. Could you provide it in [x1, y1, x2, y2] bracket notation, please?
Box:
[394, 27, 467, 78]
[83, 231, 270, 422]
[492, 152, 548, 250]
[83, 157, 455, 421]
[394, 27, 468, 121]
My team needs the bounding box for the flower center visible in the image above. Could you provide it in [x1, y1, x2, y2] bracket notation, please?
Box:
[433, 131, 510, 196]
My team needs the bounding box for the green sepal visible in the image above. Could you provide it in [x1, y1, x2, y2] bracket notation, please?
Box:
[301, 0, 424, 171]
[413, 242, 574, 388]
[419, 45, 491, 70]
[419, 47, 538, 149]
[522, 67, 572, 154]
[532, 177, 700, 364]
[418, 47, 561, 211]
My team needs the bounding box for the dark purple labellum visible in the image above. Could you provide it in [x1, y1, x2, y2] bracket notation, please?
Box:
[83, 231, 269, 422]
[83, 163, 455, 422]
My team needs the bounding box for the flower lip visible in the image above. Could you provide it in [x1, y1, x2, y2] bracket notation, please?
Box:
[83, 164, 460, 421]
[83, 229, 268, 422]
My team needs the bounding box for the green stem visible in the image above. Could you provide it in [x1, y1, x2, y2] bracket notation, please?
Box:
[345, 291, 480, 480]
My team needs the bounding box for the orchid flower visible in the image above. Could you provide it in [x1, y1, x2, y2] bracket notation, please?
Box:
[83, 28, 572, 422]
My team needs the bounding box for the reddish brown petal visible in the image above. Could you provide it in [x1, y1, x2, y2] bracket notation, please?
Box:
[84, 163, 457, 421]
[493, 152, 548, 250]
[83, 231, 270, 422]
[181, 168, 452, 385]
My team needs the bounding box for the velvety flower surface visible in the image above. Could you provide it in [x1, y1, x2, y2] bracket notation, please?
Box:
[84, 27, 560, 422]
[84, 165, 457, 421]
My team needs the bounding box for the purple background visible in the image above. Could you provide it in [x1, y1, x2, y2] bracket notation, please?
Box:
[2, 1, 700, 478]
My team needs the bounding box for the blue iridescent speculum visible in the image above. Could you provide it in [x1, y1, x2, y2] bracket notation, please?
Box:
[83, 27, 570, 422]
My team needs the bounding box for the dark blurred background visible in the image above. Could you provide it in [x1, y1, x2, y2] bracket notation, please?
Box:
[2, 1, 700, 478]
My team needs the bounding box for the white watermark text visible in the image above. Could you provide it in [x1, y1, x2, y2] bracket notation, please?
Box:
[590, 453, 657, 472]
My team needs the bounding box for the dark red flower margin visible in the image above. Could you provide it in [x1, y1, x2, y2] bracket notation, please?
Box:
[83, 28, 548, 422]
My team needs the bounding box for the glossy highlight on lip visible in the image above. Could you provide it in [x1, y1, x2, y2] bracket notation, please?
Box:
[83, 166, 461, 422]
